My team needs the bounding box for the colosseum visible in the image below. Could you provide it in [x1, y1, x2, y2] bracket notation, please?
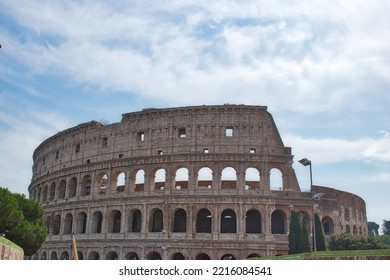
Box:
[28, 104, 367, 260]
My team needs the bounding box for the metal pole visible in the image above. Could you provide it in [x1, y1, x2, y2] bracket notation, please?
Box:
[310, 162, 317, 252]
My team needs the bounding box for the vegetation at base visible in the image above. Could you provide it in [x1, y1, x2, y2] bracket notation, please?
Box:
[0, 187, 47, 256]
[329, 233, 383, 250]
[253, 249, 390, 260]
[314, 213, 326, 251]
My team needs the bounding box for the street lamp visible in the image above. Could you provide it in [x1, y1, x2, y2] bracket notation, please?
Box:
[299, 158, 322, 251]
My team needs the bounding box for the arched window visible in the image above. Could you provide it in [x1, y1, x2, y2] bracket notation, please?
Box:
[81, 175, 91, 196]
[63, 213, 73, 234]
[175, 168, 189, 189]
[58, 180, 66, 199]
[97, 173, 108, 194]
[129, 209, 142, 233]
[49, 182, 56, 201]
[91, 211, 103, 233]
[150, 209, 163, 232]
[196, 253, 210, 260]
[60, 251, 69, 260]
[68, 177, 77, 198]
[53, 214, 61, 235]
[154, 169, 166, 190]
[45, 216, 51, 234]
[197, 167, 213, 188]
[126, 252, 139, 260]
[135, 169, 145, 192]
[270, 168, 283, 190]
[88, 251, 100, 260]
[271, 210, 286, 234]
[50, 251, 58, 260]
[172, 253, 185, 260]
[322, 216, 334, 235]
[345, 224, 351, 233]
[147, 252, 162, 260]
[221, 167, 237, 189]
[106, 251, 118, 260]
[196, 209, 212, 233]
[42, 185, 48, 202]
[76, 212, 87, 234]
[173, 208, 187, 232]
[110, 210, 121, 233]
[221, 254, 236, 260]
[116, 172, 125, 192]
[221, 209, 237, 233]
[245, 167, 260, 190]
[246, 209, 262, 233]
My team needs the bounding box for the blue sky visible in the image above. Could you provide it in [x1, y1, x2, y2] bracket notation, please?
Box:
[0, 0, 389, 230]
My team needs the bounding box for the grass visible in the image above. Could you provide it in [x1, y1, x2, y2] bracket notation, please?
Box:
[253, 249, 390, 260]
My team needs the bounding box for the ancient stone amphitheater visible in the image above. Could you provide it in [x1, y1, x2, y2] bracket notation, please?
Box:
[29, 105, 367, 260]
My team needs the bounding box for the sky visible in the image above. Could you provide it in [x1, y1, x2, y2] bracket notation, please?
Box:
[0, 0, 389, 230]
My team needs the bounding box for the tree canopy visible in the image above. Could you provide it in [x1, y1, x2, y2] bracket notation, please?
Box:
[383, 220, 390, 235]
[368, 221, 380, 236]
[0, 187, 47, 256]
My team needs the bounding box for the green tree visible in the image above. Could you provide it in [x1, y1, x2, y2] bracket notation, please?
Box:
[314, 213, 326, 251]
[299, 215, 310, 252]
[383, 220, 390, 235]
[288, 210, 301, 254]
[0, 187, 47, 256]
[367, 221, 380, 236]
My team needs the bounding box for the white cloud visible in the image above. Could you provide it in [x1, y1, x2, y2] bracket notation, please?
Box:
[284, 131, 390, 165]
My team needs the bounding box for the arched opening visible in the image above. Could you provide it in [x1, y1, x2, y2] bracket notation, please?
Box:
[353, 225, 358, 235]
[81, 175, 92, 196]
[345, 224, 351, 233]
[246, 209, 262, 233]
[106, 251, 118, 260]
[150, 209, 163, 232]
[116, 172, 125, 192]
[77, 251, 84, 260]
[91, 211, 103, 233]
[53, 214, 61, 235]
[49, 182, 56, 201]
[197, 167, 213, 189]
[135, 169, 145, 191]
[172, 253, 185, 260]
[58, 180, 66, 199]
[45, 216, 51, 234]
[126, 252, 139, 260]
[196, 253, 210, 260]
[97, 173, 108, 194]
[196, 209, 212, 233]
[76, 212, 87, 234]
[42, 185, 48, 202]
[322, 216, 334, 235]
[173, 208, 187, 232]
[40, 252, 47, 260]
[147, 252, 162, 260]
[175, 167, 189, 189]
[60, 251, 69, 260]
[245, 167, 260, 190]
[221, 209, 237, 233]
[110, 210, 122, 233]
[270, 168, 283, 190]
[129, 209, 142, 233]
[63, 213, 73, 235]
[154, 168, 166, 190]
[68, 177, 77, 198]
[88, 251, 100, 260]
[221, 254, 236, 260]
[247, 253, 260, 258]
[271, 210, 286, 234]
[221, 167, 237, 189]
[50, 251, 58, 260]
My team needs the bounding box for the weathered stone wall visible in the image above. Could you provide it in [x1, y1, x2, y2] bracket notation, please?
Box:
[0, 237, 24, 260]
[28, 105, 367, 260]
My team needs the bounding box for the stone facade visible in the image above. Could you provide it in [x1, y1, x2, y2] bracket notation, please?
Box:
[28, 105, 367, 260]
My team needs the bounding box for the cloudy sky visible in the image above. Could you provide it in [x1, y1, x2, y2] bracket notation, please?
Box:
[0, 0, 389, 229]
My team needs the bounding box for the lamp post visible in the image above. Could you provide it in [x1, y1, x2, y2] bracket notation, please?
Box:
[299, 158, 322, 252]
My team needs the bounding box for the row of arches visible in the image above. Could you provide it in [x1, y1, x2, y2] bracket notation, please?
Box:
[46, 208, 274, 235]
[31, 166, 286, 202]
[37, 250, 259, 260]
[45, 206, 340, 237]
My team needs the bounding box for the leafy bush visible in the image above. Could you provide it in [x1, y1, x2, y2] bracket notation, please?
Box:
[329, 232, 383, 250]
